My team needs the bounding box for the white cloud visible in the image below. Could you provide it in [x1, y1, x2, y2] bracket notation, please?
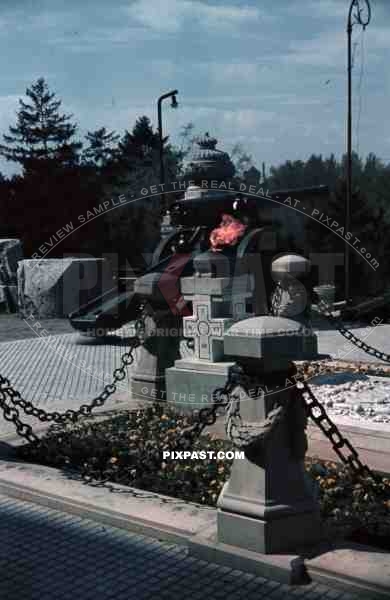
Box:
[126, 0, 263, 33]
[286, 0, 348, 19]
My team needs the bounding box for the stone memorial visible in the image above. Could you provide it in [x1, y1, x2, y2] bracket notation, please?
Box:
[166, 249, 254, 409]
[18, 257, 113, 318]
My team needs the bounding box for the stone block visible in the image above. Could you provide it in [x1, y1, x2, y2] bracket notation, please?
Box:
[271, 253, 311, 281]
[181, 274, 253, 297]
[165, 360, 236, 410]
[17, 258, 113, 318]
[217, 508, 322, 554]
[224, 315, 317, 371]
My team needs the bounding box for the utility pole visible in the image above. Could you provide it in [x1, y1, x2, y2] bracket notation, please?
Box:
[345, 0, 371, 302]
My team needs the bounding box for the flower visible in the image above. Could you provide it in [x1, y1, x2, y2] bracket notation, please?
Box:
[209, 214, 247, 251]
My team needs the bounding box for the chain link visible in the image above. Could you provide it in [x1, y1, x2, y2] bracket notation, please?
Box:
[0, 296, 382, 488]
[180, 365, 247, 447]
[0, 318, 145, 445]
[315, 298, 390, 363]
[215, 361, 378, 480]
[298, 379, 378, 479]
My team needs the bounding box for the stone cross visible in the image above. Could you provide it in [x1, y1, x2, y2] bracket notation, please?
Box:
[183, 298, 232, 361]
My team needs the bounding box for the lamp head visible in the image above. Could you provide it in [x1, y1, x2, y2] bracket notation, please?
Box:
[171, 94, 178, 109]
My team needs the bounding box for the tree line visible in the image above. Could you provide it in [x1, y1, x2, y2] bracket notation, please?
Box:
[0, 78, 389, 297]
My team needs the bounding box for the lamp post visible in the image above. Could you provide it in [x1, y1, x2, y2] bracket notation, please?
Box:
[345, 0, 371, 302]
[157, 90, 178, 208]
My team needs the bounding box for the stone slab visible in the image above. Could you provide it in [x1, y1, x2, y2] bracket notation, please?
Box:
[173, 358, 236, 373]
[217, 509, 322, 555]
[224, 315, 318, 370]
[166, 362, 235, 409]
[181, 275, 252, 296]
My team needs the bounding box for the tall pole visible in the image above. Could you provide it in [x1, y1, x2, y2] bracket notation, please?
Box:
[345, 0, 371, 302]
[157, 90, 178, 209]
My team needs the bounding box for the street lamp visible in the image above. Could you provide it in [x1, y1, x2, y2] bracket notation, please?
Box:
[345, 0, 371, 302]
[157, 90, 179, 206]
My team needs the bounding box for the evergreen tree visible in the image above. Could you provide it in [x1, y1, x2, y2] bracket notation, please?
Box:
[0, 77, 81, 174]
[82, 127, 119, 168]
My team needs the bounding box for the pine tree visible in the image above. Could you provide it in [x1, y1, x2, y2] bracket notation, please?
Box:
[0, 77, 81, 173]
[82, 127, 119, 168]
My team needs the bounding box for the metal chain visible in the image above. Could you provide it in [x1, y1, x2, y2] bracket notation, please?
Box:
[216, 362, 378, 480]
[315, 298, 390, 363]
[180, 365, 248, 446]
[0, 317, 145, 445]
[298, 379, 378, 480]
[270, 281, 283, 316]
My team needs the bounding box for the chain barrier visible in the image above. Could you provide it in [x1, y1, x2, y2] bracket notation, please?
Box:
[298, 379, 378, 480]
[0, 317, 146, 447]
[179, 365, 247, 447]
[215, 359, 378, 480]
[0, 293, 382, 490]
[315, 298, 390, 364]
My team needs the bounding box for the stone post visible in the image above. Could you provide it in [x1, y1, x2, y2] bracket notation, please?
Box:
[270, 253, 317, 357]
[130, 271, 182, 404]
[217, 315, 321, 554]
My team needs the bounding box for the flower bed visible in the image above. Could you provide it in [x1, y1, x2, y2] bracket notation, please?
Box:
[19, 403, 390, 548]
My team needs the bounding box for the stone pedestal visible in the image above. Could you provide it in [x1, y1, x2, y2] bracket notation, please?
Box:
[217, 315, 321, 554]
[130, 311, 181, 404]
[130, 271, 182, 404]
[17, 258, 113, 318]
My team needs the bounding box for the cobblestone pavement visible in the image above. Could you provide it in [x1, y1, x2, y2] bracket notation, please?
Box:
[0, 332, 131, 405]
[0, 315, 73, 344]
[0, 331, 135, 438]
[0, 494, 360, 600]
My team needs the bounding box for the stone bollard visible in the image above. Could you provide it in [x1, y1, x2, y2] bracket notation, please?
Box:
[270, 253, 317, 358]
[217, 315, 321, 554]
[130, 271, 182, 404]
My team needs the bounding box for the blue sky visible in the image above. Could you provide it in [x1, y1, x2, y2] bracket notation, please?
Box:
[0, 0, 389, 176]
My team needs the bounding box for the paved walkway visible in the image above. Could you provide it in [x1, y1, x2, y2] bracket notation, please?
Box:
[0, 493, 359, 600]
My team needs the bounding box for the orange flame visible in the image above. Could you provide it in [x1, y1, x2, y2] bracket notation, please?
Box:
[209, 214, 247, 252]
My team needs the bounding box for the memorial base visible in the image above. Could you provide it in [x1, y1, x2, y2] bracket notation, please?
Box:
[166, 359, 236, 411]
[217, 508, 322, 555]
